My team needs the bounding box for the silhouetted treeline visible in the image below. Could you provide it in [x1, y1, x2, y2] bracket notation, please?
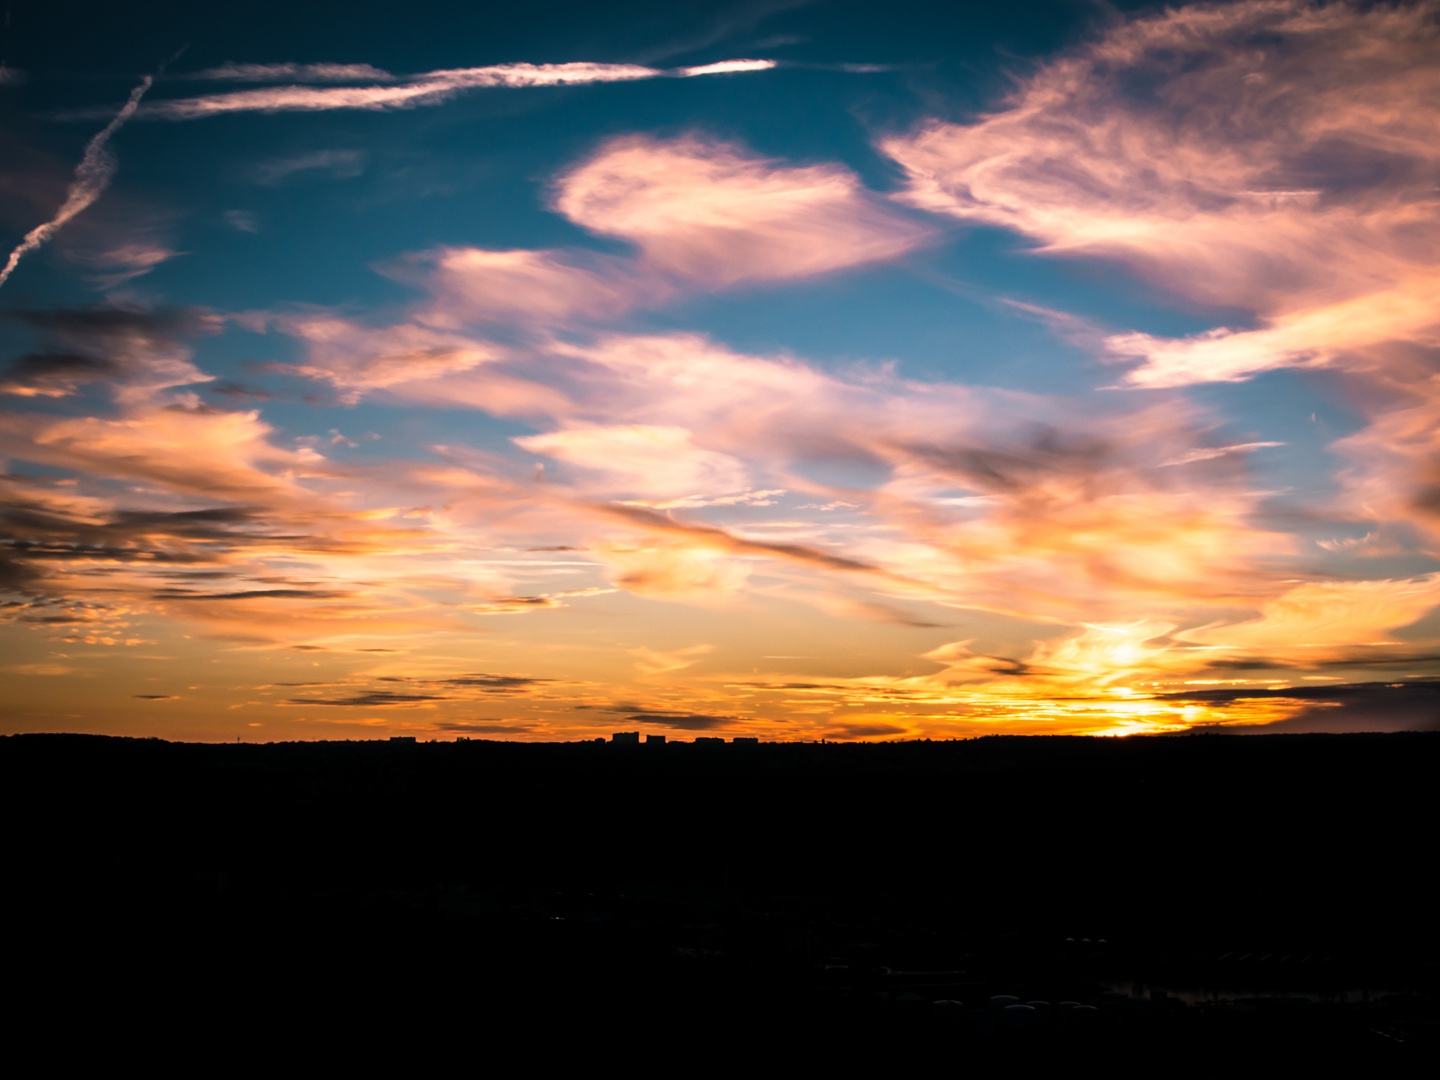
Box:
[3, 732, 1434, 1061]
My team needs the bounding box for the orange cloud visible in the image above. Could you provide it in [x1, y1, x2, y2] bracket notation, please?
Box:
[591, 540, 752, 601]
[1329, 377, 1440, 548]
[866, 408, 1295, 618]
[240, 315, 1299, 624]
[1, 401, 326, 502]
[1185, 574, 1440, 653]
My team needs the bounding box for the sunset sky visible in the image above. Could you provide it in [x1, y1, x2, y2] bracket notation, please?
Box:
[3, 0, 1439, 741]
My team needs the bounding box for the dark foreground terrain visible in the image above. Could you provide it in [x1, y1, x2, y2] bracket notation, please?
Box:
[3, 731, 1436, 1063]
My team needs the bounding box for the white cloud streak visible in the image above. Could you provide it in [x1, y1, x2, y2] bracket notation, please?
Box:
[0, 76, 152, 291]
[139, 59, 777, 120]
[677, 59, 777, 76]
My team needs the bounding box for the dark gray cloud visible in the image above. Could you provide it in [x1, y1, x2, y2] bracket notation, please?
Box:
[0, 305, 212, 397]
[1, 595, 118, 624]
[471, 596, 562, 611]
[0, 554, 41, 592]
[205, 380, 271, 401]
[155, 588, 353, 600]
[1, 497, 278, 563]
[440, 674, 553, 693]
[0, 351, 120, 392]
[1161, 679, 1440, 733]
[597, 502, 887, 575]
[822, 721, 908, 739]
[899, 429, 1120, 496]
[283, 691, 451, 707]
[737, 681, 923, 699]
[0, 495, 360, 599]
[627, 711, 736, 730]
[1195, 650, 1440, 672]
[432, 720, 538, 735]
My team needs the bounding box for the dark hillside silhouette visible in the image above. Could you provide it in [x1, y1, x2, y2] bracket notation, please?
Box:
[3, 732, 1435, 1061]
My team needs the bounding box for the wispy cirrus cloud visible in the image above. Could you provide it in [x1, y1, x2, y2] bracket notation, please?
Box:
[880, 0, 1440, 556]
[222, 209, 259, 233]
[135, 59, 777, 120]
[1184, 574, 1440, 653]
[262, 296, 1295, 619]
[250, 313, 506, 405]
[516, 425, 749, 499]
[251, 149, 365, 185]
[179, 62, 397, 83]
[69, 242, 179, 290]
[0, 76, 151, 291]
[881, 0, 1440, 387]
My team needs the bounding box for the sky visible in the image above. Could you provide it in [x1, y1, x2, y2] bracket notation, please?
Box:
[2, 0, 1439, 742]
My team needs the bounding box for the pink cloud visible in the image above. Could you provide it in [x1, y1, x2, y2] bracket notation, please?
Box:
[371, 135, 932, 333]
[515, 424, 749, 498]
[399, 247, 666, 326]
[554, 134, 932, 287]
[877, 0, 1440, 569]
[880, 0, 1440, 388]
[0, 402, 329, 502]
[1327, 377, 1440, 549]
[1184, 574, 1440, 653]
[70, 242, 179, 290]
[256, 313, 498, 403]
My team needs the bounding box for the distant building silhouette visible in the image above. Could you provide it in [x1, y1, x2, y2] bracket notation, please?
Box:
[645, 734, 666, 744]
[389, 736, 417, 744]
[732, 736, 759, 746]
[611, 731, 640, 744]
[695, 737, 724, 747]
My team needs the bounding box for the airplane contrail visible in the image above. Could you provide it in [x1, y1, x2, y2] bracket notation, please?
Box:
[137, 59, 778, 120]
[0, 75, 152, 290]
